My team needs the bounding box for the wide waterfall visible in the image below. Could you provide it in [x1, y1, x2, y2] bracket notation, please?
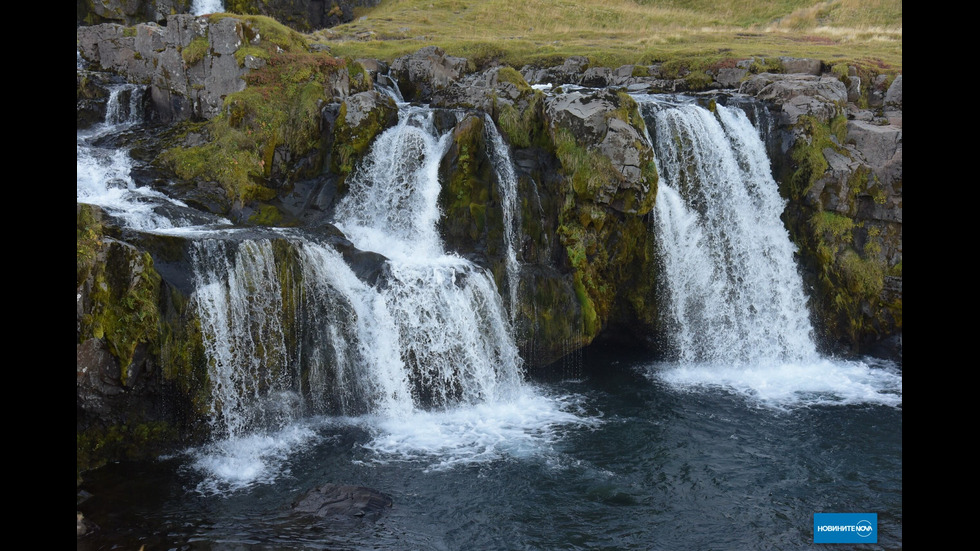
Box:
[180, 106, 585, 490]
[636, 95, 901, 408]
[78, 82, 901, 548]
[643, 97, 817, 365]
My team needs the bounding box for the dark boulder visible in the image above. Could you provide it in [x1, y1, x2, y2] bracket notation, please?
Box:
[292, 483, 393, 521]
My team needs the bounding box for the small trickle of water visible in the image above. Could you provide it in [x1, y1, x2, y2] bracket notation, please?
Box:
[484, 114, 523, 320]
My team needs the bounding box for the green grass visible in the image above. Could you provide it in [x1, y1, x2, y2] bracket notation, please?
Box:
[300, 0, 901, 72]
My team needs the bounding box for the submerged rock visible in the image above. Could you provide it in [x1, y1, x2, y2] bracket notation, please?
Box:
[292, 484, 393, 521]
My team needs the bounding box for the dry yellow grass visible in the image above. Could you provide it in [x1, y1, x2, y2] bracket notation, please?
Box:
[309, 0, 901, 71]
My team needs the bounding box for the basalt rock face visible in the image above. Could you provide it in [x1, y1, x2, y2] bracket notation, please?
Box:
[76, 203, 208, 478]
[431, 71, 660, 362]
[389, 46, 468, 103]
[77, 0, 190, 27]
[77, 14, 253, 122]
[741, 72, 903, 358]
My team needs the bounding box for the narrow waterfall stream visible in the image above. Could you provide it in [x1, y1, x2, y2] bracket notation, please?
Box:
[77, 87, 901, 549]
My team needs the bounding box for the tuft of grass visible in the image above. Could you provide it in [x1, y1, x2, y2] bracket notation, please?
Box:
[182, 36, 210, 66]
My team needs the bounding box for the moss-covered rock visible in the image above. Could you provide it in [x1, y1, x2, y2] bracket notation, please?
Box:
[438, 115, 496, 252]
[539, 89, 660, 350]
[77, 204, 210, 479]
[776, 112, 902, 354]
[330, 90, 399, 192]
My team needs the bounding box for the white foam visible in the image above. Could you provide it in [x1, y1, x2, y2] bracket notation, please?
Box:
[355, 387, 599, 471]
[650, 357, 902, 410]
[190, 422, 318, 495]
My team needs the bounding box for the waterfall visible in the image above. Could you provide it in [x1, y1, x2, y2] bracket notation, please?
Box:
[77, 84, 198, 231]
[333, 106, 525, 407]
[483, 114, 522, 320]
[639, 96, 817, 367]
[181, 106, 543, 486]
[636, 95, 900, 409]
[376, 73, 406, 104]
[192, 238, 294, 438]
[191, 0, 224, 15]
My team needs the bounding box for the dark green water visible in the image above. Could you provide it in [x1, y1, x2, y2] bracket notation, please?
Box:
[77, 348, 902, 551]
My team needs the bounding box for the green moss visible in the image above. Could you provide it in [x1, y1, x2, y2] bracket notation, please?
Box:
[78, 205, 162, 378]
[684, 70, 713, 90]
[345, 57, 374, 92]
[439, 115, 495, 243]
[572, 271, 597, 336]
[211, 13, 310, 55]
[159, 287, 211, 415]
[496, 91, 542, 148]
[122, 26, 137, 38]
[331, 93, 397, 179]
[235, 45, 269, 67]
[609, 91, 645, 133]
[748, 56, 784, 74]
[159, 49, 347, 204]
[249, 204, 283, 226]
[496, 66, 532, 93]
[810, 210, 854, 241]
[77, 204, 103, 287]
[182, 35, 210, 66]
[787, 113, 847, 200]
[77, 421, 177, 477]
[839, 249, 883, 297]
[831, 62, 851, 85]
[554, 127, 620, 199]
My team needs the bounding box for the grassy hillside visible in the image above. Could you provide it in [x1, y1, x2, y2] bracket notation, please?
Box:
[310, 0, 901, 72]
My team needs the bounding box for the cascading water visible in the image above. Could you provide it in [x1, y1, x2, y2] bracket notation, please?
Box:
[191, 0, 224, 15]
[77, 83, 225, 231]
[644, 97, 816, 365]
[636, 95, 901, 408]
[484, 113, 523, 320]
[333, 107, 525, 408]
[184, 106, 587, 489]
[78, 82, 901, 548]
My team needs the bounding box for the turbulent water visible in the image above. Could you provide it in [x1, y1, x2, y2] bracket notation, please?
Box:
[77, 85, 901, 549]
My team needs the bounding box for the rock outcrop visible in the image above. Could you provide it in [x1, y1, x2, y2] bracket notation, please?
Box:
[742, 72, 902, 357]
[77, 14, 254, 121]
[389, 46, 468, 102]
[292, 483, 393, 521]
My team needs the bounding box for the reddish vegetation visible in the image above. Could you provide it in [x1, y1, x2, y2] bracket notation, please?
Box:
[708, 58, 739, 70]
